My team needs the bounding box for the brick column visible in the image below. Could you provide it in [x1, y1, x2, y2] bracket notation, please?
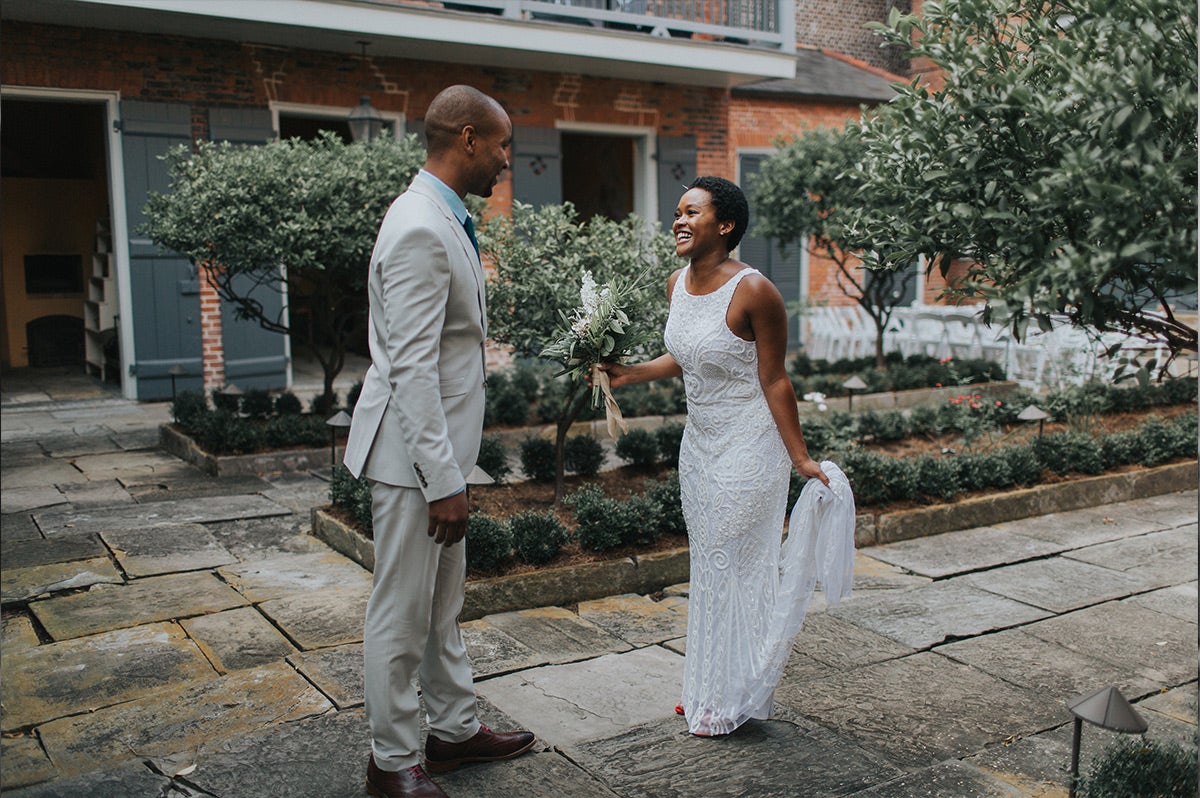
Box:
[199, 264, 226, 391]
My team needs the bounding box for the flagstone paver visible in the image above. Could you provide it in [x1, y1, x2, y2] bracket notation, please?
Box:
[32, 494, 290, 536]
[288, 643, 365, 709]
[181, 606, 298, 673]
[2, 557, 125, 604]
[461, 618, 542, 677]
[576, 593, 688, 646]
[36, 661, 332, 777]
[170, 707, 370, 798]
[0, 622, 216, 732]
[1, 511, 43, 543]
[963, 556, 1145, 613]
[483, 605, 633, 664]
[1113, 490, 1199, 529]
[1064, 526, 1198, 589]
[477, 645, 684, 748]
[0, 486, 68, 515]
[573, 717, 902, 798]
[858, 760, 1027, 797]
[257, 584, 371, 649]
[217, 550, 372, 602]
[121, 473, 274, 503]
[2, 532, 108, 569]
[1123, 582, 1197, 623]
[1002, 503, 1169, 548]
[1, 735, 58, 792]
[827, 579, 1052, 649]
[1020, 601, 1198, 689]
[102, 523, 238, 577]
[934, 627, 1165, 701]
[1136, 682, 1198, 727]
[205, 515, 322, 559]
[30, 572, 248, 641]
[3, 759, 168, 798]
[789, 610, 915, 672]
[2, 611, 41, 651]
[866, 525, 1064, 578]
[54, 479, 135, 508]
[67, 450, 190, 479]
[775, 651, 1063, 771]
[3, 461, 88, 490]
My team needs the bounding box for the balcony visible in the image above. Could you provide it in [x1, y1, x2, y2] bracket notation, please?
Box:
[4, 0, 799, 85]
[372, 0, 794, 52]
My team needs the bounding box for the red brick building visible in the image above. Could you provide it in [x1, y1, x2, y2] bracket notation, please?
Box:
[2, 0, 906, 398]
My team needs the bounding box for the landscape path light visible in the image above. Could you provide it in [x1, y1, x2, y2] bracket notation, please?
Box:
[1017, 404, 1050, 438]
[842, 374, 868, 412]
[325, 410, 352, 469]
[1066, 685, 1147, 798]
[168, 364, 187, 417]
[219, 383, 243, 415]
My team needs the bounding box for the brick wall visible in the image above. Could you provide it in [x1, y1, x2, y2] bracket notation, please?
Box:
[198, 265, 226, 391]
[2, 19, 919, 371]
[795, 0, 912, 76]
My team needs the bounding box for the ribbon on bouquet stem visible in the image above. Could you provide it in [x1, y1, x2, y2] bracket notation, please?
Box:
[591, 364, 629, 440]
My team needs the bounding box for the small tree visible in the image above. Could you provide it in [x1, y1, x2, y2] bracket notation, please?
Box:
[849, 0, 1197, 368]
[142, 132, 427, 399]
[482, 202, 677, 502]
[751, 123, 916, 368]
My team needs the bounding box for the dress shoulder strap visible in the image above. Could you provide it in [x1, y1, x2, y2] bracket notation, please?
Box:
[720, 267, 759, 305]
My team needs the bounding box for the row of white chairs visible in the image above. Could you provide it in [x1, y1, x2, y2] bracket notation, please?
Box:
[801, 304, 1177, 392]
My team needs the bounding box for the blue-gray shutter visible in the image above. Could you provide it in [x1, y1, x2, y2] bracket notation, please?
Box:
[656, 136, 696, 232]
[208, 107, 288, 390]
[511, 126, 561, 208]
[739, 153, 803, 348]
[120, 100, 203, 400]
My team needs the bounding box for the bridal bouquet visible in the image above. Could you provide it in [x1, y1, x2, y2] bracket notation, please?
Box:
[541, 270, 656, 436]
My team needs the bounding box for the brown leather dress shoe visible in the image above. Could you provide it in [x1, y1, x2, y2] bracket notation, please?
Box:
[366, 755, 448, 798]
[424, 723, 536, 773]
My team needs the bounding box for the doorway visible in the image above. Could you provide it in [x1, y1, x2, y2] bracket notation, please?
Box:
[561, 132, 636, 222]
[1, 98, 115, 379]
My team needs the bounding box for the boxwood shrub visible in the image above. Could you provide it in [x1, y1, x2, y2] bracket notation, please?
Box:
[564, 434, 605, 477]
[466, 515, 513, 572]
[475, 435, 512, 484]
[615, 427, 660, 468]
[519, 437, 557, 482]
[509, 511, 570, 565]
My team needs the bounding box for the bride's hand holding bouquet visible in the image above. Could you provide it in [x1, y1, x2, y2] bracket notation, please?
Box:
[541, 270, 656, 438]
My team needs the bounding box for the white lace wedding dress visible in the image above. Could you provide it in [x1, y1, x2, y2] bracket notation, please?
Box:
[665, 265, 857, 736]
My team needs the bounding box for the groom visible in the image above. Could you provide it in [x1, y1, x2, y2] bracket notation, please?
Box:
[344, 85, 533, 798]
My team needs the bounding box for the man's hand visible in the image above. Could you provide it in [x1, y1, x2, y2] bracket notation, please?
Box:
[428, 490, 468, 546]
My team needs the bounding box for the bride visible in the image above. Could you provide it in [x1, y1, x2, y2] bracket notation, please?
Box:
[601, 176, 854, 737]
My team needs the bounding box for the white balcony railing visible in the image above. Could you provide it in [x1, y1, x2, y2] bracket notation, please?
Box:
[360, 0, 796, 52]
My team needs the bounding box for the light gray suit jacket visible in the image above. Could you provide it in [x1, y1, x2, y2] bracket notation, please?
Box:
[343, 178, 488, 501]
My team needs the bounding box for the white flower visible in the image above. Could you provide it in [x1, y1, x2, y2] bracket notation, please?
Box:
[579, 270, 599, 314]
[802, 391, 826, 403]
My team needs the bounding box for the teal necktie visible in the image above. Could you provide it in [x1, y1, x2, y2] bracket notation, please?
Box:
[462, 215, 479, 257]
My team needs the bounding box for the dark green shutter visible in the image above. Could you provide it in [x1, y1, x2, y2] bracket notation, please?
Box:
[511, 126, 561, 208]
[120, 100, 203, 400]
[656, 136, 696, 232]
[739, 153, 803, 349]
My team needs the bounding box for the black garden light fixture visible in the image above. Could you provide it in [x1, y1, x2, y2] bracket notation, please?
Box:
[168, 364, 187, 415]
[325, 410, 352, 468]
[1066, 686, 1147, 798]
[1017, 404, 1050, 438]
[842, 374, 868, 411]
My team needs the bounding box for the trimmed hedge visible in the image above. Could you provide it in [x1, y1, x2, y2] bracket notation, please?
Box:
[509, 511, 571, 565]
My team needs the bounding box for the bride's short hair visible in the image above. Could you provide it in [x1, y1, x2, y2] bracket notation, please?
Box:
[689, 176, 750, 252]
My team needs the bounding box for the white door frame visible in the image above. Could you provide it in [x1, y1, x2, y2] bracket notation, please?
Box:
[1, 85, 138, 399]
[555, 120, 656, 225]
